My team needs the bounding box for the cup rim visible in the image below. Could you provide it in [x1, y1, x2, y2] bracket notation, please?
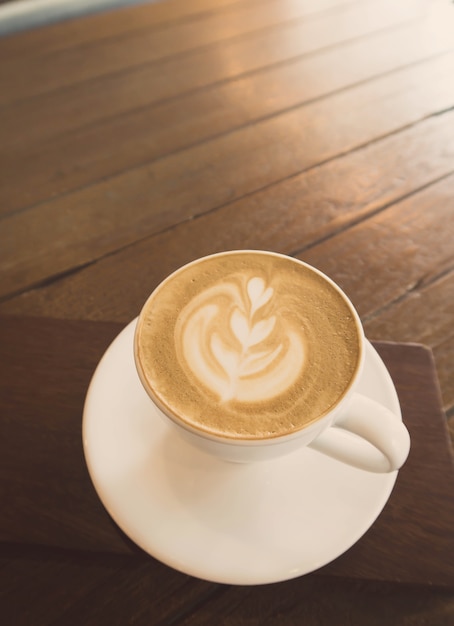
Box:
[134, 249, 365, 445]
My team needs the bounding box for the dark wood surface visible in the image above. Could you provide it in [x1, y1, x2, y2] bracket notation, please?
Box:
[1, 0, 454, 623]
[1, 318, 454, 623]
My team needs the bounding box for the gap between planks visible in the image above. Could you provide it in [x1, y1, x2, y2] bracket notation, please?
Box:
[2, 45, 454, 223]
[0, 0, 276, 56]
[1, 0, 448, 137]
[2, 151, 454, 321]
[1, 106, 453, 304]
[0, 0, 366, 106]
[1, 6, 453, 217]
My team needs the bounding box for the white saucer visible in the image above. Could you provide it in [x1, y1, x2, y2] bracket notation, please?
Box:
[83, 320, 401, 585]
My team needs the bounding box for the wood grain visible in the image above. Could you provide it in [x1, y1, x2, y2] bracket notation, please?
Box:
[0, 0, 260, 57]
[0, 0, 362, 105]
[0, 549, 130, 626]
[299, 175, 454, 319]
[364, 270, 454, 346]
[364, 270, 454, 410]
[2, 0, 450, 151]
[2, 111, 452, 320]
[2, 13, 453, 214]
[1, 53, 453, 299]
[0, 547, 218, 626]
[434, 334, 454, 415]
[49, 559, 219, 626]
[178, 577, 454, 626]
[0, 318, 132, 553]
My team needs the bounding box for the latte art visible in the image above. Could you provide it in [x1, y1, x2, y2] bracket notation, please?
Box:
[135, 252, 362, 440]
[176, 276, 305, 403]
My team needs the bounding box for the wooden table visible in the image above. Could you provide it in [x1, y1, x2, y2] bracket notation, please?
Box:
[1, 0, 454, 623]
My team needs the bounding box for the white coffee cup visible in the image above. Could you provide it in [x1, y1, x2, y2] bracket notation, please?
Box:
[134, 251, 410, 473]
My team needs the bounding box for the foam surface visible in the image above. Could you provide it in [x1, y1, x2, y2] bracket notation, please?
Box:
[135, 252, 361, 439]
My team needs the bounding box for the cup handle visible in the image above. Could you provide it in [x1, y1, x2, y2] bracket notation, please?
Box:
[308, 392, 410, 473]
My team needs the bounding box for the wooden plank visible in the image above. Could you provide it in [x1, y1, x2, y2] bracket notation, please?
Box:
[298, 176, 454, 319]
[0, 0, 258, 58]
[364, 270, 454, 349]
[3, 0, 451, 149]
[0, 547, 218, 626]
[2, 14, 453, 215]
[0, 318, 135, 553]
[448, 404, 454, 444]
[434, 334, 454, 414]
[0, 549, 127, 626]
[1, 53, 454, 299]
[178, 577, 454, 625]
[1, 110, 453, 319]
[0, 0, 359, 105]
[46, 560, 218, 626]
[3, 562, 454, 626]
[364, 270, 454, 414]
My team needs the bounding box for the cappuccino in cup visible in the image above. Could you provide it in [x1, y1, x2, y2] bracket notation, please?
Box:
[135, 251, 362, 441]
[135, 250, 410, 470]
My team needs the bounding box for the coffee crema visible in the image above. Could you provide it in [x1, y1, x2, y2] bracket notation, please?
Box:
[134, 252, 362, 440]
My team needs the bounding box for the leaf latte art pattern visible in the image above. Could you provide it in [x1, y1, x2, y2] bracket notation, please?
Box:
[175, 276, 305, 403]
